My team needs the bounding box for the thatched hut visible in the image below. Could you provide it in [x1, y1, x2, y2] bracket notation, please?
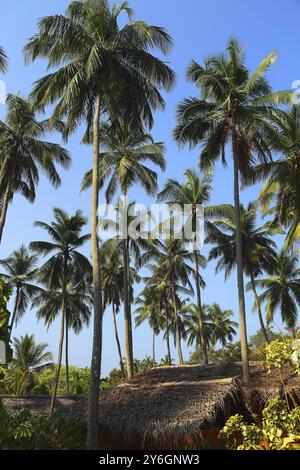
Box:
[2, 363, 300, 450]
[97, 364, 248, 450]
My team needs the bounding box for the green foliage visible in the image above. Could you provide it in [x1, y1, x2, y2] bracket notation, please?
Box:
[220, 397, 300, 450]
[0, 277, 12, 363]
[0, 401, 84, 449]
[37, 366, 91, 395]
[187, 341, 242, 365]
[266, 339, 294, 374]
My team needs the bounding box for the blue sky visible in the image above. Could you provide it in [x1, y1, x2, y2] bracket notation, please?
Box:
[0, 0, 298, 375]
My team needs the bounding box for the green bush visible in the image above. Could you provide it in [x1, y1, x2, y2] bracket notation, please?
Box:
[0, 401, 85, 449]
[220, 397, 300, 450]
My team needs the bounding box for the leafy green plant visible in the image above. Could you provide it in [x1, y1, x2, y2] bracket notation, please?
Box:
[0, 401, 84, 449]
[220, 397, 300, 450]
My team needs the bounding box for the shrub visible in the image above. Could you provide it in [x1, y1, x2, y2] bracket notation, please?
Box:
[0, 401, 85, 449]
[220, 397, 300, 450]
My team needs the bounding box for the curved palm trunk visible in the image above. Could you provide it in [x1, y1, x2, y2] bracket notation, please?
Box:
[152, 328, 156, 367]
[9, 286, 19, 341]
[87, 96, 104, 450]
[164, 296, 172, 365]
[194, 250, 208, 364]
[49, 261, 67, 416]
[171, 281, 183, 365]
[0, 184, 11, 245]
[233, 143, 250, 384]
[250, 274, 269, 344]
[65, 312, 70, 394]
[112, 302, 125, 379]
[122, 193, 134, 379]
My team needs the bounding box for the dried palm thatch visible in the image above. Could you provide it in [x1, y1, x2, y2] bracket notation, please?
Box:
[1, 363, 299, 450]
[243, 363, 300, 413]
[97, 364, 246, 450]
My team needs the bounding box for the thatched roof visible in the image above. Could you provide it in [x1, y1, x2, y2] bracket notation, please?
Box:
[1, 363, 300, 450]
[97, 364, 246, 449]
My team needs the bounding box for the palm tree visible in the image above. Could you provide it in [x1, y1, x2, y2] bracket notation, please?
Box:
[0, 94, 70, 244]
[11, 334, 53, 373]
[158, 169, 211, 363]
[82, 121, 165, 379]
[24, 2, 175, 447]
[252, 106, 300, 249]
[32, 277, 92, 394]
[30, 208, 90, 414]
[102, 240, 139, 379]
[135, 287, 164, 367]
[0, 46, 7, 73]
[206, 304, 238, 353]
[206, 202, 278, 343]
[0, 245, 40, 339]
[146, 239, 194, 365]
[181, 303, 212, 357]
[254, 250, 300, 330]
[174, 39, 291, 382]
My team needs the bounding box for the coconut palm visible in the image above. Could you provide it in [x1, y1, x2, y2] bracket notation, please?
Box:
[30, 208, 90, 414]
[252, 106, 300, 249]
[11, 334, 53, 373]
[206, 202, 278, 343]
[0, 245, 40, 339]
[206, 304, 238, 351]
[254, 250, 300, 329]
[24, 1, 175, 446]
[0, 46, 8, 72]
[158, 169, 211, 363]
[146, 239, 194, 365]
[82, 121, 165, 379]
[174, 39, 291, 382]
[181, 303, 212, 355]
[100, 199, 149, 379]
[32, 277, 92, 394]
[101, 239, 139, 379]
[135, 287, 164, 367]
[0, 94, 70, 244]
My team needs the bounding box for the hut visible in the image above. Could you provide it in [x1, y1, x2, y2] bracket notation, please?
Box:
[2, 363, 300, 450]
[97, 364, 248, 450]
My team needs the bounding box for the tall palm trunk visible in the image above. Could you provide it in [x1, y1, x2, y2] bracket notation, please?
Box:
[250, 273, 269, 344]
[194, 250, 208, 364]
[233, 136, 250, 384]
[122, 192, 134, 379]
[9, 286, 19, 340]
[0, 184, 11, 245]
[87, 95, 103, 450]
[171, 281, 183, 365]
[65, 311, 70, 394]
[152, 328, 156, 367]
[112, 301, 125, 379]
[164, 295, 172, 365]
[49, 260, 67, 416]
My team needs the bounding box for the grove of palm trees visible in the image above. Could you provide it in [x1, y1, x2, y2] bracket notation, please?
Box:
[1, 0, 300, 455]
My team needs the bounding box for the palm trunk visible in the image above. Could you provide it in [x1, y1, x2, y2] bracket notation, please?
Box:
[233, 137, 250, 384]
[112, 302, 125, 379]
[49, 260, 67, 416]
[194, 250, 208, 364]
[164, 296, 172, 365]
[172, 281, 183, 365]
[87, 95, 103, 450]
[152, 328, 156, 367]
[9, 286, 19, 341]
[65, 311, 70, 394]
[0, 184, 11, 245]
[122, 192, 134, 379]
[250, 273, 269, 344]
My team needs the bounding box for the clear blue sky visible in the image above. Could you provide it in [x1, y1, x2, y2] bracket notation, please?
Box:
[0, 0, 298, 375]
